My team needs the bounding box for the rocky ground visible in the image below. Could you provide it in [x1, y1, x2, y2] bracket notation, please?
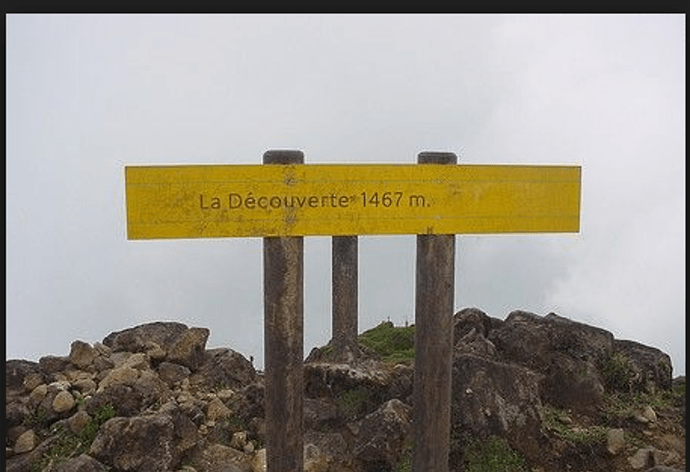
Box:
[5, 309, 686, 472]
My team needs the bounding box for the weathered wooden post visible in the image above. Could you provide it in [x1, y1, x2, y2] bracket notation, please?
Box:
[332, 235, 358, 360]
[263, 150, 305, 472]
[413, 151, 457, 472]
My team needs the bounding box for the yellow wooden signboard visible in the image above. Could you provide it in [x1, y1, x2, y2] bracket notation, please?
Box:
[125, 164, 581, 239]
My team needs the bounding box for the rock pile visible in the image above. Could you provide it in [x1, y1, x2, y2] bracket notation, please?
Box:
[5, 311, 686, 472]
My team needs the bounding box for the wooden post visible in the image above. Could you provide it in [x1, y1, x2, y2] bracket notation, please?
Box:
[413, 151, 457, 472]
[263, 150, 304, 472]
[332, 235, 358, 360]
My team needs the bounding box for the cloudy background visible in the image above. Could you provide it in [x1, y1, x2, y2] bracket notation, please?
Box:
[6, 14, 685, 375]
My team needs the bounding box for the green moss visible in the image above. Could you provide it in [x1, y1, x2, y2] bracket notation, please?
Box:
[358, 321, 415, 365]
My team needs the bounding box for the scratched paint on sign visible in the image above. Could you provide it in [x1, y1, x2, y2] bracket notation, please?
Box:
[125, 164, 581, 239]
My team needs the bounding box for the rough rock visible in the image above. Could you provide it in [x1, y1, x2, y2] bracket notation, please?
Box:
[69, 340, 100, 369]
[97, 366, 140, 392]
[6, 359, 41, 394]
[187, 443, 253, 472]
[614, 339, 673, 393]
[453, 307, 503, 347]
[190, 347, 256, 391]
[52, 390, 76, 413]
[352, 398, 412, 468]
[157, 361, 192, 387]
[53, 454, 109, 472]
[167, 327, 210, 371]
[304, 361, 411, 417]
[206, 397, 232, 423]
[451, 353, 544, 462]
[303, 398, 340, 431]
[68, 410, 91, 434]
[304, 431, 353, 471]
[607, 427, 626, 455]
[13, 429, 37, 454]
[102, 322, 210, 371]
[487, 310, 613, 413]
[89, 414, 178, 472]
[103, 322, 189, 354]
[5, 315, 685, 472]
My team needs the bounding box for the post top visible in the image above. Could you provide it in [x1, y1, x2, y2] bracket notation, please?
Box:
[263, 150, 305, 164]
[418, 152, 458, 164]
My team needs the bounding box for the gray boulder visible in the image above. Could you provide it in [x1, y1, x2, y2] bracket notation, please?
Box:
[89, 414, 178, 472]
[451, 353, 544, 462]
[353, 398, 412, 469]
[103, 322, 210, 370]
[102, 321, 188, 353]
[6, 359, 41, 395]
[53, 454, 109, 472]
[69, 340, 100, 370]
[190, 347, 256, 391]
[487, 310, 612, 413]
[613, 339, 673, 393]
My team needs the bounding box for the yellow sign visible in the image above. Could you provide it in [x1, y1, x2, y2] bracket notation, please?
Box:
[125, 164, 581, 239]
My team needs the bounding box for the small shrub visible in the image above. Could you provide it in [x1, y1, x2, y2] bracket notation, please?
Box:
[30, 404, 117, 471]
[79, 403, 116, 444]
[598, 351, 635, 392]
[335, 386, 369, 419]
[23, 406, 48, 428]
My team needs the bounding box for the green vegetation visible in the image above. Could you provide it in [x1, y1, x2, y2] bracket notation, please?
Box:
[335, 386, 370, 419]
[541, 405, 607, 446]
[30, 404, 116, 472]
[672, 376, 685, 397]
[358, 321, 415, 365]
[23, 406, 48, 428]
[540, 375, 685, 455]
[463, 435, 529, 472]
[394, 445, 413, 472]
[79, 404, 117, 444]
[597, 350, 635, 392]
[603, 382, 685, 424]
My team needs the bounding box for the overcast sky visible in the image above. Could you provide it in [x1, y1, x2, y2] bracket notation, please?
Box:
[6, 14, 685, 375]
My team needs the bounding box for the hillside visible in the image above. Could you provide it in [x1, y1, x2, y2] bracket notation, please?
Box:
[6, 309, 686, 472]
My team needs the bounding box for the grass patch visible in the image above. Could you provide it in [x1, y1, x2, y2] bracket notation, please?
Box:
[541, 405, 607, 446]
[394, 443, 413, 472]
[358, 321, 415, 365]
[603, 384, 685, 425]
[464, 435, 529, 472]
